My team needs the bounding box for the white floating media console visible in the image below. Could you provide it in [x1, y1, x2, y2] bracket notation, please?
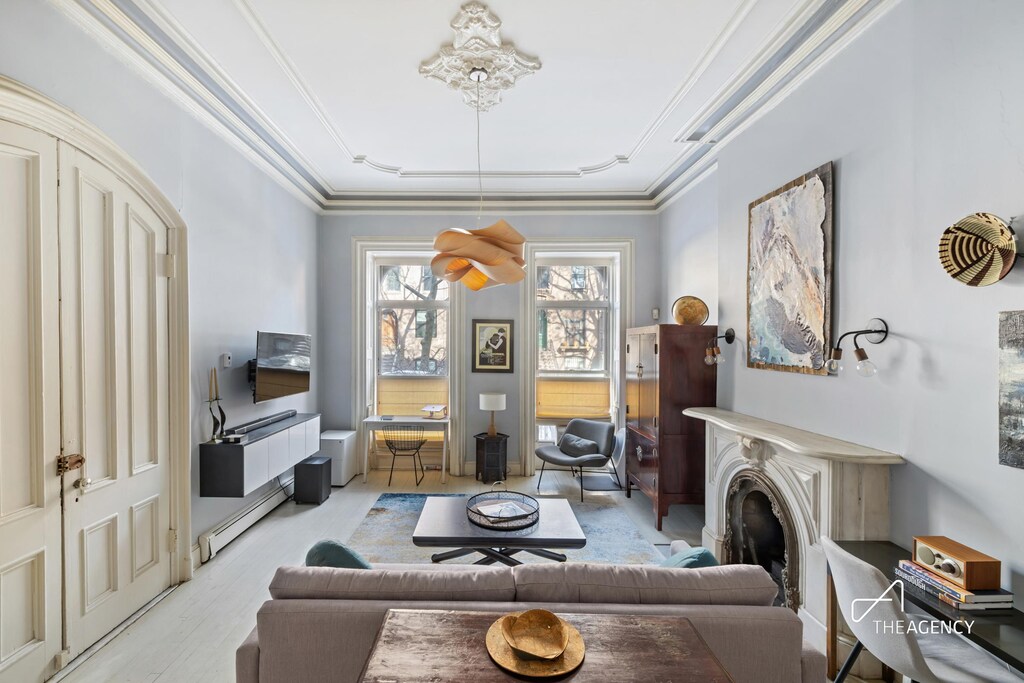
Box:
[200, 411, 321, 497]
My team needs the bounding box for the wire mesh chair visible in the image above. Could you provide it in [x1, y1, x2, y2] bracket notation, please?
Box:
[382, 425, 427, 486]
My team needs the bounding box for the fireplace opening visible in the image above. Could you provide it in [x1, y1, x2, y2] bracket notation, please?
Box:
[738, 491, 787, 606]
[723, 470, 801, 610]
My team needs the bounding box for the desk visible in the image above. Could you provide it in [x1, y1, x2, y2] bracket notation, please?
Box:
[359, 609, 734, 682]
[362, 415, 450, 484]
[828, 541, 1024, 679]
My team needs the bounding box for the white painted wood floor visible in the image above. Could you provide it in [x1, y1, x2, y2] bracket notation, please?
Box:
[60, 468, 703, 683]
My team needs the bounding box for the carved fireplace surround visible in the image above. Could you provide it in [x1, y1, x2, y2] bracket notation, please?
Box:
[684, 407, 904, 649]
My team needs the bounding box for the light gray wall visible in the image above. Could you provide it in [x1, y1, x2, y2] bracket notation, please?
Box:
[659, 171, 719, 325]
[672, 0, 1024, 601]
[319, 213, 660, 464]
[0, 0, 320, 541]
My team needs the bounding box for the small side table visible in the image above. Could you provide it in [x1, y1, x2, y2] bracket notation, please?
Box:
[474, 433, 508, 484]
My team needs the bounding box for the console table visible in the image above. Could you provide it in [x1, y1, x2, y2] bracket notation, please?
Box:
[828, 541, 1024, 679]
[360, 609, 734, 682]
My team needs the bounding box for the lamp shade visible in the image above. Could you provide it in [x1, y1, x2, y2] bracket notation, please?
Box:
[479, 393, 506, 412]
[431, 220, 526, 291]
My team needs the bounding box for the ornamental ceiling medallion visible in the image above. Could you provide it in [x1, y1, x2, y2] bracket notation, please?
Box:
[420, 1, 541, 111]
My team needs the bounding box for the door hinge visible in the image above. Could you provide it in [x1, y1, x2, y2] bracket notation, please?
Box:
[57, 454, 84, 476]
[157, 253, 176, 278]
[625, 404, 629, 415]
[654, 342, 659, 354]
[653, 416, 658, 428]
[167, 529, 178, 553]
[626, 343, 630, 354]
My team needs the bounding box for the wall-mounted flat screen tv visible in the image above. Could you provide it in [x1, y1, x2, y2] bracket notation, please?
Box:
[254, 332, 311, 403]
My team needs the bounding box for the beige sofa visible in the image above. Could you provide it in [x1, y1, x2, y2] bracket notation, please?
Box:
[236, 560, 825, 682]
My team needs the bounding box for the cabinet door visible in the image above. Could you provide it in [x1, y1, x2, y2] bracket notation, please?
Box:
[637, 332, 659, 437]
[267, 430, 290, 478]
[289, 426, 305, 465]
[242, 439, 270, 495]
[304, 416, 321, 456]
[625, 333, 641, 431]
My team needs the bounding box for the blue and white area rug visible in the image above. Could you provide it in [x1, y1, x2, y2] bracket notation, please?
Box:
[347, 493, 663, 565]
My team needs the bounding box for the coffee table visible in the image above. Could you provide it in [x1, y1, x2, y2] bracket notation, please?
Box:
[412, 496, 586, 566]
[359, 609, 735, 682]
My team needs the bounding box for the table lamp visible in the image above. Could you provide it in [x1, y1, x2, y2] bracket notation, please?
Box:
[479, 392, 506, 437]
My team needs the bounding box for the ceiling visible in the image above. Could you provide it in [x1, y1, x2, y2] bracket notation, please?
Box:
[69, 0, 890, 210]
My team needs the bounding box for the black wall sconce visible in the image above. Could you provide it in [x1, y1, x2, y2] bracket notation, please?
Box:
[704, 328, 736, 366]
[825, 318, 889, 377]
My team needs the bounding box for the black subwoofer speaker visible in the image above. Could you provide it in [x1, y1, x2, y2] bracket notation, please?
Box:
[294, 455, 331, 505]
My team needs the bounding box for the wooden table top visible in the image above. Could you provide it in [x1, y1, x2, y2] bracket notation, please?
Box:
[359, 609, 735, 683]
[412, 497, 587, 549]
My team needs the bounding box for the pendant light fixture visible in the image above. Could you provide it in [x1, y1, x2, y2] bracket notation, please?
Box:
[431, 67, 526, 290]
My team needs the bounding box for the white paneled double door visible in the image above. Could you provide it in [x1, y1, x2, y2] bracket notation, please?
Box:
[0, 122, 173, 682]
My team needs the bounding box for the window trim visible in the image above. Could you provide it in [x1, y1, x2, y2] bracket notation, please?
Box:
[518, 239, 633, 477]
[352, 238, 466, 480]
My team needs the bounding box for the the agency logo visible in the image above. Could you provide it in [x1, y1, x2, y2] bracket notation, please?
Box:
[849, 579, 975, 635]
[852, 580, 904, 623]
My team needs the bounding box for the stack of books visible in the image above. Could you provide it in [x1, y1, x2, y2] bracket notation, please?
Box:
[895, 560, 1014, 612]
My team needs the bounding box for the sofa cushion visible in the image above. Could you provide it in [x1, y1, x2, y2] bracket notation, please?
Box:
[659, 546, 719, 569]
[513, 563, 778, 606]
[269, 565, 516, 602]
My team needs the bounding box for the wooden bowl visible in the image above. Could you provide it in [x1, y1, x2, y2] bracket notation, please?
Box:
[499, 609, 569, 661]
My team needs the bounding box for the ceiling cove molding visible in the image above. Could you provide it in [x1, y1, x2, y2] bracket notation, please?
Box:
[89, 0, 783, 184]
[54, 0, 895, 213]
[53, 0, 325, 210]
[648, 0, 895, 207]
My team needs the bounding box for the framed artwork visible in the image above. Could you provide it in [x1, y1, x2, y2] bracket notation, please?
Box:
[747, 162, 834, 375]
[472, 319, 513, 373]
[999, 311, 1024, 469]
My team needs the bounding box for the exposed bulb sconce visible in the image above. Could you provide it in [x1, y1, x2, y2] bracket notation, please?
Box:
[825, 318, 890, 377]
[704, 328, 736, 366]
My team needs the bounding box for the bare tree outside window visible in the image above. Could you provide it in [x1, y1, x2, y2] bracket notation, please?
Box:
[536, 265, 609, 373]
[378, 265, 449, 376]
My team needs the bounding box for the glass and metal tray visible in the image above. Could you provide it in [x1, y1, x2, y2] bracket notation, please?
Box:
[467, 482, 540, 531]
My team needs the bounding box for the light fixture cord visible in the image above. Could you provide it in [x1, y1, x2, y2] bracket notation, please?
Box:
[476, 77, 483, 225]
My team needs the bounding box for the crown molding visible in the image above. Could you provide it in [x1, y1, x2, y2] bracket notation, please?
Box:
[50, 0, 897, 214]
[52, 0, 325, 210]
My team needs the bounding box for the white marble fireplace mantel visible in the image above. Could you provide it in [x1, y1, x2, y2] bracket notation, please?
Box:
[684, 407, 905, 652]
[684, 407, 905, 464]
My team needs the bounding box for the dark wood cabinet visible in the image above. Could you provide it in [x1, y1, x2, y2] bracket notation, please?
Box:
[624, 325, 717, 529]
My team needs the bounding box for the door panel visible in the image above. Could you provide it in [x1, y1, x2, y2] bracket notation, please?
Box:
[59, 144, 172, 661]
[637, 332, 658, 437]
[0, 122, 62, 683]
[625, 334, 640, 431]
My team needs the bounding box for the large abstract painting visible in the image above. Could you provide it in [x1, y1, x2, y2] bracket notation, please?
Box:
[999, 311, 1024, 469]
[747, 162, 833, 374]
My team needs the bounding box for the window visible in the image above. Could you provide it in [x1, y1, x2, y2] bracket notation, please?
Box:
[376, 264, 449, 377]
[535, 264, 610, 374]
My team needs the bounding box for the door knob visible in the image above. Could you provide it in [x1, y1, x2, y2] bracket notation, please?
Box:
[73, 477, 92, 491]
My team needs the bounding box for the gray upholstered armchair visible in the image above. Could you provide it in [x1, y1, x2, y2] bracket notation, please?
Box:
[535, 419, 619, 501]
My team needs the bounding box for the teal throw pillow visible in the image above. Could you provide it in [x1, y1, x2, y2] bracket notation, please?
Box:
[560, 434, 599, 456]
[659, 546, 719, 569]
[305, 540, 372, 569]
